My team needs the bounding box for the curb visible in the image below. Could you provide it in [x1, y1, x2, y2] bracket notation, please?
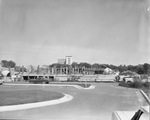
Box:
[73, 85, 95, 89]
[0, 93, 73, 112]
[140, 90, 150, 105]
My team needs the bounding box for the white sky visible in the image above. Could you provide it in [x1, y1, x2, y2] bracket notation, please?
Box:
[0, 0, 150, 66]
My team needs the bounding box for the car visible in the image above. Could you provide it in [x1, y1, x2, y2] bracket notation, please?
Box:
[122, 77, 134, 83]
[115, 75, 130, 82]
[112, 106, 149, 120]
[29, 77, 52, 84]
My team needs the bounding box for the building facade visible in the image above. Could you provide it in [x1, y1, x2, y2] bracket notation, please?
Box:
[65, 56, 72, 65]
[57, 59, 66, 64]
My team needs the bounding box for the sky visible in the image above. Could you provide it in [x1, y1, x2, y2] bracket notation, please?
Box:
[0, 0, 150, 66]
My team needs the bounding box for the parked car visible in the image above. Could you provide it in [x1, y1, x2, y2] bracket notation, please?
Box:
[122, 77, 134, 83]
[112, 106, 149, 120]
[115, 75, 130, 82]
[29, 77, 52, 84]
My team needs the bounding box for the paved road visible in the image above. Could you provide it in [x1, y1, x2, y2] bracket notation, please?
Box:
[0, 83, 147, 120]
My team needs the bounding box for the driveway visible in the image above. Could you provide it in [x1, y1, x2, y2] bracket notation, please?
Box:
[0, 83, 147, 120]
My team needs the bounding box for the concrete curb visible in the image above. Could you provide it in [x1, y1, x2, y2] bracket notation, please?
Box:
[75, 85, 95, 89]
[4, 83, 95, 90]
[0, 93, 73, 112]
[140, 90, 150, 105]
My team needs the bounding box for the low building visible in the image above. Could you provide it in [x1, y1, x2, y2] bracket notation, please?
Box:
[103, 68, 113, 74]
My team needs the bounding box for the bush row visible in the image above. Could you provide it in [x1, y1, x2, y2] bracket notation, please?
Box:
[119, 80, 150, 89]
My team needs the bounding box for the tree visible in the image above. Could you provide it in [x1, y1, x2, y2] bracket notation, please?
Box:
[109, 64, 118, 70]
[99, 64, 108, 68]
[136, 65, 144, 74]
[8, 60, 16, 68]
[21, 66, 27, 73]
[71, 62, 78, 68]
[15, 66, 21, 72]
[117, 65, 128, 72]
[1, 60, 16, 68]
[1, 60, 8, 67]
[127, 65, 137, 73]
[27, 65, 36, 74]
[78, 62, 91, 68]
[50, 63, 62, 68]
[37, 65, 40, 74]
[92, 63, 100, 68]
[143, 63, 150, 74]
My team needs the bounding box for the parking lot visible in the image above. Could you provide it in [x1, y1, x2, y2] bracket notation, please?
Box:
[0, 83, 147, 120]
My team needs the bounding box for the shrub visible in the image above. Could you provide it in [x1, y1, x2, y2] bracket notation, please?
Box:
[142, 81, 150, 88]
[67, 75, 79, 82]
[128, 80, 143, 88]
[119, 77, 150, 89]
[77, 83, 91, 88]
[118, 81, 129, 87]
[140, 74, 148, 80]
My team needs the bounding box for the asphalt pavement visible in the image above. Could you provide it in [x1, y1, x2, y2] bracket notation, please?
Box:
[0, 83, 147, 120]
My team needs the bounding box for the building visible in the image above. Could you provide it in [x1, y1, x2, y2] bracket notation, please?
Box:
[57, 56, 73, 65]
[65, 56, 72, 65]
[58, 59, 66, 64]
[103, 68, 113, 74]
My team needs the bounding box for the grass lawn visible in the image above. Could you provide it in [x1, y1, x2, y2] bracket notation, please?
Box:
[0, 90, 64, 106]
